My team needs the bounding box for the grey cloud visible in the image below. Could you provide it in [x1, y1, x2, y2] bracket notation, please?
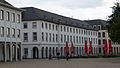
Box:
[32, 0, 104, 9]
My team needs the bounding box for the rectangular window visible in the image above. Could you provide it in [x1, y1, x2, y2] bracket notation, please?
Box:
[24, 33, 28, 42]
[12, 28, 15, 38]
[76, 29, 78, 34]
[42, 32, 44, 41]
[56, 25, 58, 31]
[64, 26, 66, 32]
[98, 32, 101, 37]
[6, 11, 10, 21]
[49, 24, 51, 30]
[23, 23, 27, 29]
[0, 27, 4, 37]
[76, 36, 78, 43]
[17, 29, 20, 38]
[11, 13, 15, 22]
[79, 37, 81, 44]
[73, 28, 75, 33]
[32, 22, 37, 29]
[45, 23, 47, 29]
[49, 33, 51, 42]
[24, 48, 28, 57]
[52, 25, 54, 30]
[56, 34, 58, 42]
[6, 28, 10, 37]
[64, 35, 66, 42]
[70, 36, 72, 42]
[102, 32, 105, 37]
[46, 33, 48, 42]
[70, 28, 72, 33]
[0, 10, 4, 20]
[42, 23, 44, 28]
[73, 36, 75, 43]
[61, 34, 63, 43]
[33, 32, 37, 41]
[67, 27, 69, 32]
[53, 34, 55, 42]
[61, 26, 62, 31]
[17, 14, 20, 23]
[67, 35, 69, 42]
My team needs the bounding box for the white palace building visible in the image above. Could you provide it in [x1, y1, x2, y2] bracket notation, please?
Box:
[0, 0, 22, 62]
[0, 0, 120, 62]
[21, 7, 98, 59]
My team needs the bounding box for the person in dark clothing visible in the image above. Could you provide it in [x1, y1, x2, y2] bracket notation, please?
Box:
[66, 52, 69, 61]
[56, 52, 60, 60]
[49, 53, 52, 60]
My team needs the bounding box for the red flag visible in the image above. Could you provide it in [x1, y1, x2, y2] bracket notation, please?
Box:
[104, 40, 108, 56]
[89, 41, 92, 54]
[71, 42, 74, 54]
[109, 40, 112, 53]
[84, 41, 88, 54]
[65, 42, 69, 53]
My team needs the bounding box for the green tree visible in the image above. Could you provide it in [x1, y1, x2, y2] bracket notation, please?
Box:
[107, 2, 120, 43]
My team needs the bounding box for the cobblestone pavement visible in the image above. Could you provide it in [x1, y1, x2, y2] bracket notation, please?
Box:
[0, 58, 120, 68]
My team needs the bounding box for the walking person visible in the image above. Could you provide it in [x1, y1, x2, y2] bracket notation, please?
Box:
[56, 52, 60, 60]
[49, 53, 52, 60]
[66, 52, 69, 61]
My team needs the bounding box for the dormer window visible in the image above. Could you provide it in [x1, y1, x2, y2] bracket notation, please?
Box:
[98, 25, 101, 30]
[44, 15, 47, 19]
[93, 25, 96, 29]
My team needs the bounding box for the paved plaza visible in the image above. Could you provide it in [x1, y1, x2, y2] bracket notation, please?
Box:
[0, 58, 120, 68]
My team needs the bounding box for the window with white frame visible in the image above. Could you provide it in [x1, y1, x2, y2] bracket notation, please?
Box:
[49, 33, 51, 42]
[64, 35, 66, 42]
[67, 35, 69, 42]
[6, 28, 10, 37]
[49, 24, 51, 30]
[56, 34, 58, 42]
[6, 11, 10, 21]
[11, 13, 15, 22]
[45, 23, 48, 29]
[32, 22, 37, 29]
[53, 34, 55, 42]
[61, 34, 63, 43]
[56, 25, 58, 31]
[23, 23, 27, 29]
[70, 36, 72, 42]
[0, 10, 4, 20]
[61, 26, 62, 31]
[73, 36, 75, 43]
[24, 33, 28, 42]
[67, 27, 69, 32]
[33, 32, 37, 41]
[52, 24, 54, 30]
[17, 14, 20, 23]
[17, 29, 20, 38]
[46, 32, 48, 42]
[42, 22, 44, 28]
[12, 28, 15, 37]
[0, 27, 4, 37]
[42, 32, 44, 41]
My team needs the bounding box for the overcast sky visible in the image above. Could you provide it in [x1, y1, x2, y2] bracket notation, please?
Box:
[7, 0, 116, 20]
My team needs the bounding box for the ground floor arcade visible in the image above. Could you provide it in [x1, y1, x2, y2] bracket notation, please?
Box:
[23, 44, 99, 59]
[0, 42, 22, 62]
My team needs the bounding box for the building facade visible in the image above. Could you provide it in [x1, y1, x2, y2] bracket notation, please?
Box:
[86, 20, 120, 55]
[0, 0, 22, 62]
[21, 7, 98, 59]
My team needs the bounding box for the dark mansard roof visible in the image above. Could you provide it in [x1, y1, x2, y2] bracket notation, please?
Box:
[0, 0, 23, 11]
[84, 19, 108, 30]
[21, 7, 98, 30]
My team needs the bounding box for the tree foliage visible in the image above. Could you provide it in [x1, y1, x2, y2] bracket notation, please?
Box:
[107, 2, 120, 43]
